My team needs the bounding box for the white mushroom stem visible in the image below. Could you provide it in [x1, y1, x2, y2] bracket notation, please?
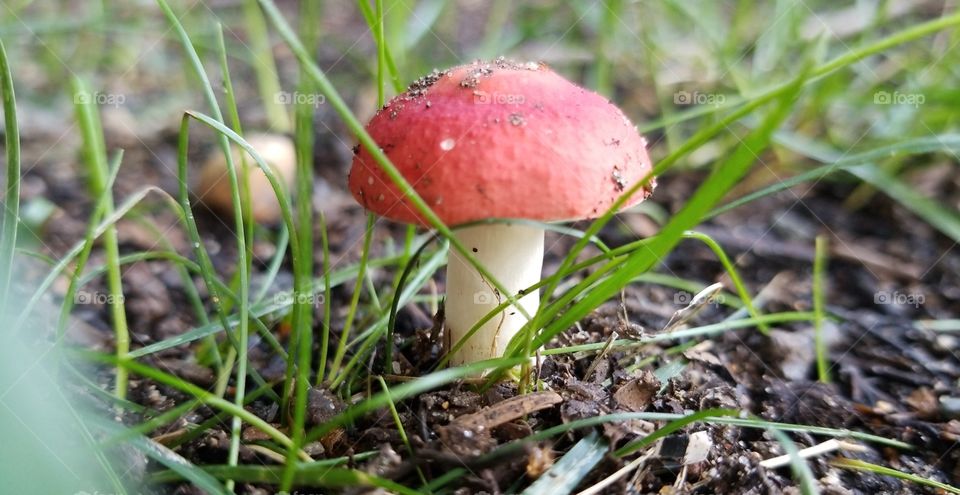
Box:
[445, 223, 543, 366]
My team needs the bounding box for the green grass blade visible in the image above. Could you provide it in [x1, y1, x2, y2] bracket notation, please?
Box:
[385, 235, 437, 374]
[521, 431, 607, 495]
[15, 181, 279, 405]
[591, 0, 622, 96]
[830, 458, 960, 494]
[0, 40, 20, 306]
[442, 229, 757, 368]
[614, 409, 740, 457]
[210, 25, 258, 488]
[375, 0, 387, 105]
[540, 312, 816, 356]
[329, 213, 375, 385]
[357, 0, 405, 94]
[154, 4, 257, 329]
[253, 224, 289, 304]
[683, 230, 766, 332]
[279, 1, 321, 488]
[813, 235, 830, 383]
[317, 212, 333, 384]
[125, 431, 230, 494]
[155, 2, 256, 486]
[55, 151, 123, 342]
[148, 454, 372, 484]
[768, 428, 821, 495]
[152, 463, 418, 494]
[516, 41, 818, 379]
[374, 375, 428, 486]
[71, 76, 130, 400]
[479, 411, 911, 464]
[148, 453, 372, 483]
[242, 0, 290, 132]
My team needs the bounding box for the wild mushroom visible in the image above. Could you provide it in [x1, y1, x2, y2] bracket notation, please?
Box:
[348, 58, 655, 365]
[197, 132, 296, 224]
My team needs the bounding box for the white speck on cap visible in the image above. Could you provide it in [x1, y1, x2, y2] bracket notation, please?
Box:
[440, 138, 456, 151]
[367, 177, 374, 185]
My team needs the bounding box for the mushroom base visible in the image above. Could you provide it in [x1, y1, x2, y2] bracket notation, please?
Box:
[444, 223, 543, 367]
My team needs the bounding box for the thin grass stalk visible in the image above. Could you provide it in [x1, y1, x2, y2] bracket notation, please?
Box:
[614, 409, 740, 457]
[242, 0, 290, 132]
[356, 0, 405, 93]
[769, 428, 820, 495]
[683, 230, 767, 332]
[279, 0, 321, 488]
[71, 77, 130, 399]
[0, 40, 20, 307]
[54, 152, 122, 352]
[216, 24, 254, 384]
[155, 4, 256, 486]
[593, 0, 622, 96]
[317, 212, 333, 384]
[813, 235, 830, 383]
[376, 375, 429, 487]
[830, 458, 960, 494]
[385, 236, 436, 374]
[329, 213, 376, 387]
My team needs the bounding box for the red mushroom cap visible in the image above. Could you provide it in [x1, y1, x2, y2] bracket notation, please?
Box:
[348, 58, 655, 226]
